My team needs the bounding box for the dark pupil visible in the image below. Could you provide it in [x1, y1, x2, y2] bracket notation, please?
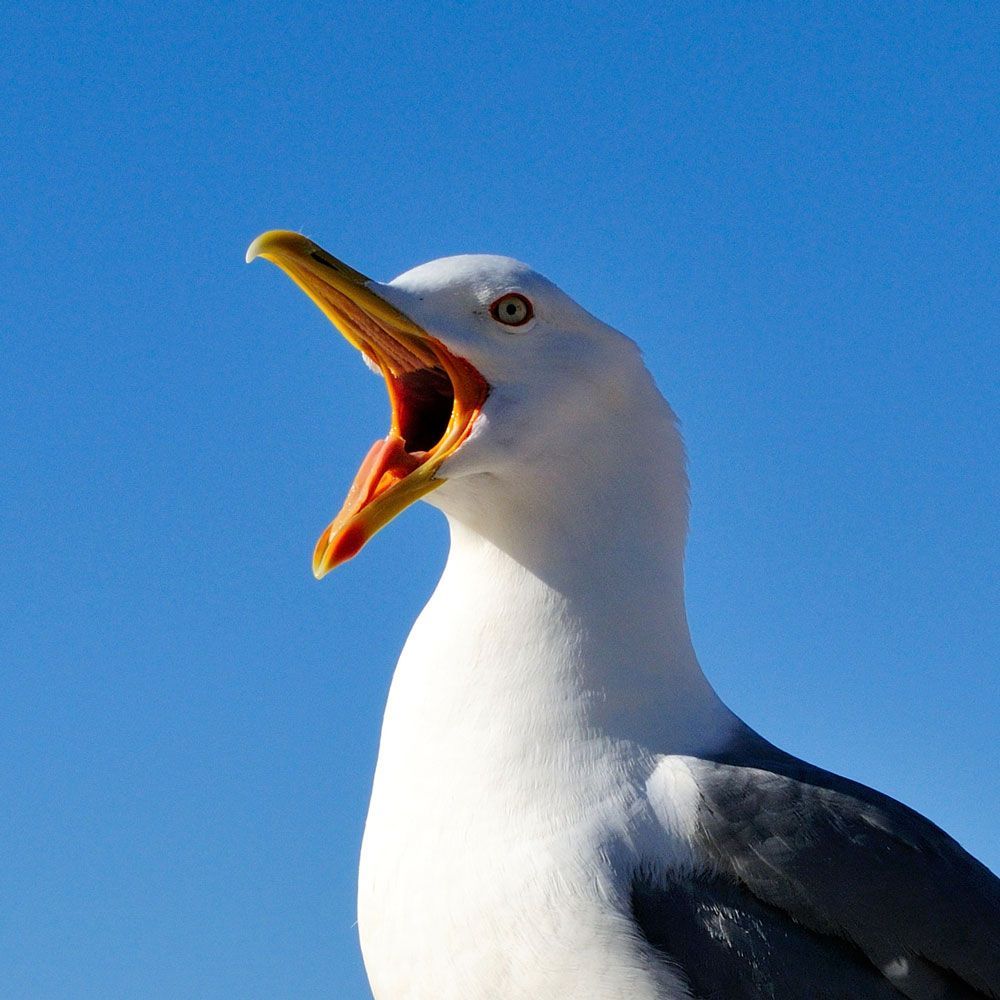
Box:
[505, 302, 518, 315]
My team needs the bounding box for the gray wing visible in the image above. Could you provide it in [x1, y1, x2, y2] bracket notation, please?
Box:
[631, 739, 1000, 1000]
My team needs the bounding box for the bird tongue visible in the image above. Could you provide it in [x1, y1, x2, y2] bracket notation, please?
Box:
[337, 434, 423, 525]
[313, 434, 425, 569]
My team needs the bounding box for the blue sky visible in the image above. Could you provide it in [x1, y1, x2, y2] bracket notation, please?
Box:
[2, 3, 997, 996]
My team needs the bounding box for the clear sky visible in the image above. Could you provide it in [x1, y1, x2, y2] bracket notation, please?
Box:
[2, 3, 997, 997]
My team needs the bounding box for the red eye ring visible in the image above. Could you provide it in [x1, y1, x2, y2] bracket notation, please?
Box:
[489, 293, 533, 327]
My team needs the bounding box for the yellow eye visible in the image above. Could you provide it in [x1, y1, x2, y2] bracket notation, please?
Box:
[489, 293, 533, 327]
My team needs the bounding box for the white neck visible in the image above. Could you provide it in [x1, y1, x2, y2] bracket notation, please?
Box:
[358, 373, 741, 999]
[406, 371, 738, 757]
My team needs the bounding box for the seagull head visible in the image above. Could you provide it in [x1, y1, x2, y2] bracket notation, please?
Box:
[247, 231, 682, 578]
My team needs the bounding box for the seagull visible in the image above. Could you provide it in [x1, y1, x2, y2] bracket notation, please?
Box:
[248, 231, 999, 1000]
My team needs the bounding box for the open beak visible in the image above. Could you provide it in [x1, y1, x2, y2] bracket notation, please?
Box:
[246, 231, 489, 577]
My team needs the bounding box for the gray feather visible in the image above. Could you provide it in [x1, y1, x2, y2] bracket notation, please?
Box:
[632, 870, 905, 999]
[631, 736, 1000, 999]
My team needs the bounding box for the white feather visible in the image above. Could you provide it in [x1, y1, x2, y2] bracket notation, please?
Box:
[352, 256, 741, 999]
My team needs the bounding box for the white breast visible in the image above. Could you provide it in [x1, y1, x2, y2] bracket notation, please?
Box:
[358, 731, 697, 1000]
[355, 528, 720, 1000]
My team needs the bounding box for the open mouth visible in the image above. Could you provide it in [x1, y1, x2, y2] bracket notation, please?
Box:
[246, 231, 490, 577]
[391, 365, 455, 454]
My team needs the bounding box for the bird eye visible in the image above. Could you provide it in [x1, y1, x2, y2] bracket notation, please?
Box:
[489, 293, 533, 328]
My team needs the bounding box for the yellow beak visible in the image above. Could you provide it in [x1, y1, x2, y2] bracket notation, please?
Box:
[247, 230, 489, 577]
